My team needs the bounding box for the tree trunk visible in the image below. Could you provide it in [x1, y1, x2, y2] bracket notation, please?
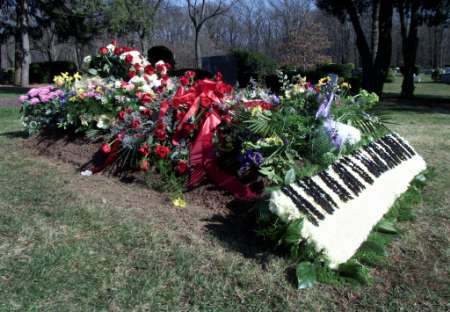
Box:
[194, 27, 202, 69]
[346, 0, 376, 92]
[399, 1, 419, 98]
[373, 0, 393, 95]
[14, 32, 22, 86]
[20, 0, 30, 87]
[371, 0, 380, 63]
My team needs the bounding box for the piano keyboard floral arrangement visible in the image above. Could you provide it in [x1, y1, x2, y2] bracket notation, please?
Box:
[19, 41, 429, 288]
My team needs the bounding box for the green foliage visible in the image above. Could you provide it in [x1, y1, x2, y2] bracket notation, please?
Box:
[296, 262, 317, 289]
[21, 98, 66, 135]
[231, 48, 277, 87]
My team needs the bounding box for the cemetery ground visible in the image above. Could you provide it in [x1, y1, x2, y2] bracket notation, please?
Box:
[0, 94, 449, 311]
[383, 74, 450, 100]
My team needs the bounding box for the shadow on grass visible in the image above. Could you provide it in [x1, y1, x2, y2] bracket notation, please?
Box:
[202, 198, 285, 267]
[381, 96, 450, 115]
[0, 130, 28, 139]
[0, 86, 30, 94]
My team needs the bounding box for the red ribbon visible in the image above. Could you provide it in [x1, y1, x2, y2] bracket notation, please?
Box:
[187, 111, 259, 201]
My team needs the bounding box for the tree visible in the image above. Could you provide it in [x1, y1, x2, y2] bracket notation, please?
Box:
[317, 0, 393, 95]
[395, 0, 450, 98]
[105, 0, 163, 53]
[279, 21, 331, 70]
[186, 0, 239, 68]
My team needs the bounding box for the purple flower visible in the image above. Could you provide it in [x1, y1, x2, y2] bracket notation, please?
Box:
[315, 93, 334, 120]
[323, 119, 361, 149]
[238, 149, 264, 174]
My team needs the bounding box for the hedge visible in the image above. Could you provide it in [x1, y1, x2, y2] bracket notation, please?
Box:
[30, 61, 78, 83]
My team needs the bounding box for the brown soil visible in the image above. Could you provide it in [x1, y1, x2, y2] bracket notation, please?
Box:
[21, 133, 265, 255]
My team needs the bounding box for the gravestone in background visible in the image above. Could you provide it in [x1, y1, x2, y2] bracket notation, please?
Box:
[201, 55, 237, 85]
[148, 46, 176, 68]
[441, 73, 450, 84]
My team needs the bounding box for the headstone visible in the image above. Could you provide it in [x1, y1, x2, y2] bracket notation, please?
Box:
[441, 73, 450, 84]
[201, 55, 237, 85]
[147, 46, 176, 68]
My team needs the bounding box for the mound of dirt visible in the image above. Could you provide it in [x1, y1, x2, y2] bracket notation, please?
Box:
[21, 133, 266, 255]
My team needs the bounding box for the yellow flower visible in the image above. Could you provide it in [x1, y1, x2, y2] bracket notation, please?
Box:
[69, 96, 77, 102]
[264, 135, 283, 145]
[95, 86, 103, 93]
[61, 72, 70, 79]
[250, 106, 263, 116]
[172, 197, 186, 208]
[73, 72, 82, 80]
[341, 82, 351, 89]
[318, 76, 330, 86]
[53, 75, 64, 87]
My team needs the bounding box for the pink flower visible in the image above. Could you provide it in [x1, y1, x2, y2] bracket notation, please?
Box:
[27, 88, 39, 97]
[38, 87, 50, 96]
[39, 94, 50, 103]
[30, 98, 40, 105]
[19, 95, 28, 103]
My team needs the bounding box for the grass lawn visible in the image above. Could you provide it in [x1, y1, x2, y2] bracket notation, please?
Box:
[383, 74, 450, 99]
[0, 104, 449, 311]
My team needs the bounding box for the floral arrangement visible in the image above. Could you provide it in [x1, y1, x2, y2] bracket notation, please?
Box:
[19, 41, 428, 287]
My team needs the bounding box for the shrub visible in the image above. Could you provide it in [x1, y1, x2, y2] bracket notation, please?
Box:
[0, 69, 14, 84]
[30, 61, 78, 83]
[231, 48, 277, 87]
[315, 63, 354, 81]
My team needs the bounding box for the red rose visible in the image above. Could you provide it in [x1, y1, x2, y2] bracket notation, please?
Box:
[134, 64, 141, 73]
[125, 54, 133, 64]
[111, 39, 118, 46]
[131, 119, 141, 129]
[99, 47, 108, 55]
[141, 93, 153, 103]
[144, 65, 155, 75]
[138, 143, 150, 156]
[101, 143, 111, 154]
[222, 114, 232, 124]
[180, 76, 189, 86]
[128, 71, 136, 79]
[114, 47, 123, 55]
[156, 63, 166, 72]
[141, 108, 152, 117]
[118, 111, 126, 121]
[176, 110, 185, 121]
[117, 132, 125, 141]
[126, 107, 133, 114]
[185, 70, 196, 79]
[155, 145, 170, 158]
[140, 159, 149, 172]
[182, 123, 195, 133]
[176, 161, 188, 174]
[154, 128, 167, 141]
